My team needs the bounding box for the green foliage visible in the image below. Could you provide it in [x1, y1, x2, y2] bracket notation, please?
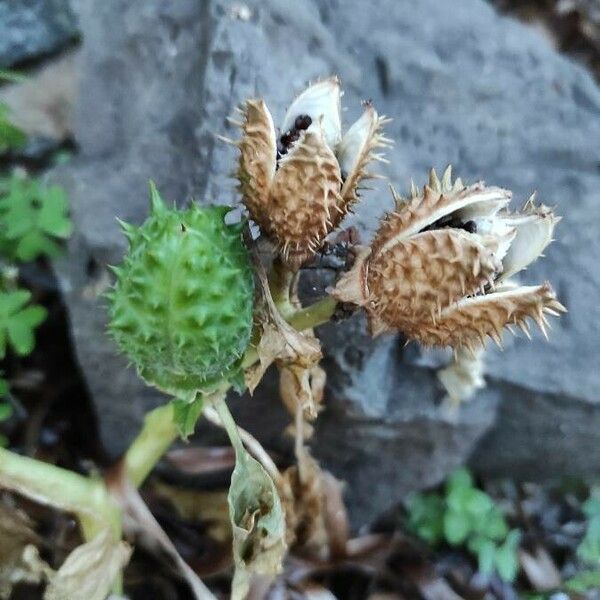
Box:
[0, 289, 46, 358]
[577, 496, 600, 566]
[0, 69, 27, 84]
[407, 468, 520, 582]
[108, 183, 255, 397]
[565, 569, 600, 593]
[0, 174, 72, 261]
[0, 104, 26, 153]
[172, 395, 204, 441]
[0, 377, 11, 447]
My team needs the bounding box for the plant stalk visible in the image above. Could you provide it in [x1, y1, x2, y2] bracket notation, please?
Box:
[0, 447, 121, 541]
[124, 402, 179, 488]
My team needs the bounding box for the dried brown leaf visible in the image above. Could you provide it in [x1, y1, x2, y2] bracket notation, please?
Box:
[44, 529, 131, 600]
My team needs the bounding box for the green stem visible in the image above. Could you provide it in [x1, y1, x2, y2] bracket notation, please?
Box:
[0, 447, 121, 541]
[269, 258, 295, 318]
[286, 295, 338, 331]
[212, 395, 245, 458]
[124, 403, 179, 488]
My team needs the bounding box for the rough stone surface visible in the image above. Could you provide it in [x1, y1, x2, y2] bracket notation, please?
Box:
[51, 0, 600, 526]
[0, 0, 78, 67]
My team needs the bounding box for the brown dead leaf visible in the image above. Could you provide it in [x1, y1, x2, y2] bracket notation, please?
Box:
[44, 529, 131, 600]
[279, 449, 348, 561]
[0, 499, 48, 598]
[244, 241, 322, 395]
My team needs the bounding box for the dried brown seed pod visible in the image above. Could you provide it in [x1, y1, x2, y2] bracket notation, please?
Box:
[232, 77, 391, 269]
[333, 166, 565, 350]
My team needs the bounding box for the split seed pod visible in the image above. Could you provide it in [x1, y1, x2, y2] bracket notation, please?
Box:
[333, 167, 565, 351]
[232, 77, 391, 269]
[107, 184, 255, 397]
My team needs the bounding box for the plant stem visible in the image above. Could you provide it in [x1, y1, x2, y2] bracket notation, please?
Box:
[212, 395, 245, 458]
[124, 402, 179, 488]
[0, 447, 120, 541]
[286, 295, 337, 331]
[269, 258, 295, 318]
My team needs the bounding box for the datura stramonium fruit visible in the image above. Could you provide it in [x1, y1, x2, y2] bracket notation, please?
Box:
[333, 167, 566, 350]
[107, 184, 254, 396]
[233, 76, 391, 269]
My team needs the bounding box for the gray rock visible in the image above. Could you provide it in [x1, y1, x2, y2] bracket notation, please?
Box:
[53, 0, 600, 526]
[0, 0, 78, 67]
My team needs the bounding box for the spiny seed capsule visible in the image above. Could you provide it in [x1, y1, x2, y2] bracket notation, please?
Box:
[107, 183, 255, 397]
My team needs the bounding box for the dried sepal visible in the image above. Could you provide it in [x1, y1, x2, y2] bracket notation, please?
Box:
[498, 195, 559, 282]
[337, 103, 391, 213]
[371, 181, 512, 250]
[368, 228, 502, 324]
[411, 282, 566, 350]
[236, 100, 277, 228]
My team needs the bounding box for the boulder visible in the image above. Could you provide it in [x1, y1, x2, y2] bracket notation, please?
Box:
[0, 0, 78, 67]
[52, 0, 600, 526]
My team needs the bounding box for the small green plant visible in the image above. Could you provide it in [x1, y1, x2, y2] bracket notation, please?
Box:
[577, 495, 600, 566]
[0, 104, 26, 154]
[0, 173, 72, 261]
[407, 468, 521, 582]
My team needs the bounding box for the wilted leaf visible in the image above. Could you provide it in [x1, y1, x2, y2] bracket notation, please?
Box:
[228, 449, 286, 600]
[244, 249, 321, 394]
[0, 501, 48, 598]
[279, 362, 326, 422]
[44, 529, 131, 600]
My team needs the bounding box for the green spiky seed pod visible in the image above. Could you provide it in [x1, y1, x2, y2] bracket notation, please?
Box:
[107, 184, 254, 397]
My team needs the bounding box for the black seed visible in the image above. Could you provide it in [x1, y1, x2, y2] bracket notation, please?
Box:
[294, 114, 312, 130]
[463, 220, 477, 233]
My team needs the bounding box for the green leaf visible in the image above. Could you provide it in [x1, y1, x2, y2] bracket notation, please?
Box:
[577, 515, 600, 565]
[172, 396, 204, 441]
[228, 450, 286, 600]
[565, 569, 600, 593]
[0, 174, 72, 261]
[0, 289, 46, 358]
[0, 402, 12, 421]
[476, 538, 497, 575]
[0, 377, 8, 398]
[480, 507, 509, 541]
[583, 498, 600, 518]
[494, 529, 520, 582]
[0, 69, 27, 84]
[444, 509, 470, 545]
[446, 468, 474, 492]
[407, 492, 445, 545]
[0, 104, 26, 153]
